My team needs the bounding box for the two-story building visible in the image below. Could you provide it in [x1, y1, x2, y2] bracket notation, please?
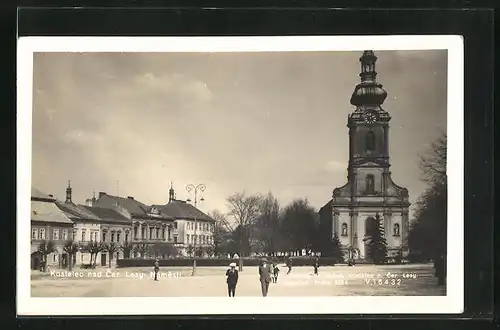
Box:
[80, 205, 132, 264]
[31, 187, 74, 270]
[156, 185, 216, 256]
[88, 192, 175, 258]
[55, 182, 104, 266]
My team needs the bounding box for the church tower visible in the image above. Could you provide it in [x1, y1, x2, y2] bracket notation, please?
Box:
[331, 51, 410, 261]
[65, 180, 73, 204]
[168, 182, 175, 203]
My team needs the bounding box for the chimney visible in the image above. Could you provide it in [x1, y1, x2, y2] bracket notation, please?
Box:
[99, 192, 106, 198]
[48, 194, 54, 198]
[127, 196, 134, 200]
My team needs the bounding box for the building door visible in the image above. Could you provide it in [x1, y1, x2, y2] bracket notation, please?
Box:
[31, 252, 41, 270]
[101, 253, 107, 266]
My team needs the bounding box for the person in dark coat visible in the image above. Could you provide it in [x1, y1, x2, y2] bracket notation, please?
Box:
[153, 259, 160, 281]
[286, 258, 293, 274]
[313, 256, 319, 275]
[259, 259, 272, 297]
[226, 262, 238, 297]
[273, 263, 280, 283]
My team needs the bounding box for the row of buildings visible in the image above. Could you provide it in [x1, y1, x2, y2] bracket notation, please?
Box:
[31, 183, 216, 270]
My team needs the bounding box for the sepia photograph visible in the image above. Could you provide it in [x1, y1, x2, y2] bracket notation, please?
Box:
[17, 36, 464, 315]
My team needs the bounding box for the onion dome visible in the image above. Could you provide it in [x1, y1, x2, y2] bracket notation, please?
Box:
[350, 50, 388, 107]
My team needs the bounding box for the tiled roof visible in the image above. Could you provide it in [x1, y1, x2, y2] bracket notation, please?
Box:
[31, 200, 73, 224]
[56, 201, 101, 221]
[156, 200, 215, 222]
[95, 194, 150, 216]
[95, 193, 173, 220]
[31, 187, 55, 201]
[319, 200, 332, 212]
[80, 205, 131, 223]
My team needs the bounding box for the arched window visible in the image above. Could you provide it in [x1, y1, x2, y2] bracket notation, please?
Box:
[393, 223, 400, 236]
[341, 223, 348, 236]
[366, 131, 375, 152]
[366, 174, 375, 194]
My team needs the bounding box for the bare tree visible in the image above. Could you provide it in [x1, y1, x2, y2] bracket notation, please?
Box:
[37, 240, 57, 272]
[133, 243, 150, 259]
[419, 133, 447, 186]
[209, 210, 231, 256]
[255, 192, 281, 255]
[104, 242, 120, 267]
[121, 241, 133, 259]
[226, 192, 262, 228]
[63, 240, 79, 271]
[226, 192, 262, 270]
[410, 134, 448, 285]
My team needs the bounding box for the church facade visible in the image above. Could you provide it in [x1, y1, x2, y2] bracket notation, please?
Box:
[329, 50, 410, 261]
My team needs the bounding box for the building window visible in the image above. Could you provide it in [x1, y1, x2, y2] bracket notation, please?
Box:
[174, 222, 178, 229]
[393, 223, 400, 236]
[125, 232, 129, 242]
[111, 231, 115, 242]
[81, 230, 86, 242]
[161, 228, 165, 240]
[117, 231, 121, 242]
[187, 234, 190, 243]
[39, 228, 46, 240]
[187, 222, 190, 230]
[81, 254, 84, 262]
[133, 226, 138, 239]
[366, 174, 375, 194]
[53, 229, 60, 240]
[174, 236, 178, 244]
[32, 228, 38, 240]
[62, 229, 68, 240]
[366, 131, 375, 152]
[53, 254, 58, 262]
[156, 228, 159, 239]
[149, 227, 153, 239]
[102, 232, 107, 242]
[141, 226, 146, 239]
[341, 223, 348, 237]
[168, 227, 172, 241]
[72, 230, 77, 241]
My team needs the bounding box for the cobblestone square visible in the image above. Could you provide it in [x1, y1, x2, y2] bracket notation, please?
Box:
[31, 263, 445, 297]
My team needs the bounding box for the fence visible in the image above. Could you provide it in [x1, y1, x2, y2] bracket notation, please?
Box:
[116, 256, 348, 268]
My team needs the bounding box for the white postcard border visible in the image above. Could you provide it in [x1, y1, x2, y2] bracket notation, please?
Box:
[17, 35, 464, 315]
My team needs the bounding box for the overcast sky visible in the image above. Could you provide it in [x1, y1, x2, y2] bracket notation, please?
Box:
[31, 50, 447, 218]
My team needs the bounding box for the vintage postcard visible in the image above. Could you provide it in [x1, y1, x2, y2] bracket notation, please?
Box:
[17, 35, 464, 315]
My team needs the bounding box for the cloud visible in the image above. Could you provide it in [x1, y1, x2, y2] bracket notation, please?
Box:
[324, 160, 346, 172]
[30, 50, 447, 220]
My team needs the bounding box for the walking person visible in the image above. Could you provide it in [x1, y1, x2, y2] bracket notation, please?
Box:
[259, 259, 272, 297]
[226, 262, 239, 297]
[153, 259, 160, 281]
[286, 257, 293, 275]
[270, 262, 275, 283]
[273, 263, 280, 283]
[313, 256, 319, 276]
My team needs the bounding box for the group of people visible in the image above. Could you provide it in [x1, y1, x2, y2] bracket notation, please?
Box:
[226, 259, 280, 297]
[226, 257, 320, 297]
[151, 256, 321, 297]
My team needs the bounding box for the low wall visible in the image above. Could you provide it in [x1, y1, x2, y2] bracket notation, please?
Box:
[116, 257, 347, 268]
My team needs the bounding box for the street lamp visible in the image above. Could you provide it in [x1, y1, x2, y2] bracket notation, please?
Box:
[186, 183, 206, 276]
